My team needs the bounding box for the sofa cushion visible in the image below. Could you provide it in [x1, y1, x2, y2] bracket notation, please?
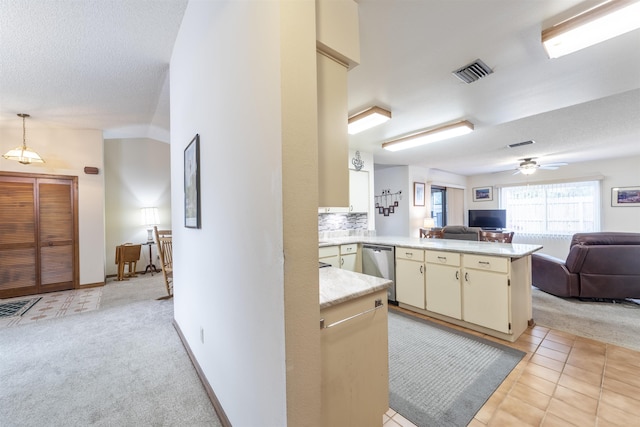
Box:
[570, 232, 640, 247]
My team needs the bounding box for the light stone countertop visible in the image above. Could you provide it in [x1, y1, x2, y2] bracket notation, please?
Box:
[319, 235, 543, 258]
[319, 267, 391, 309]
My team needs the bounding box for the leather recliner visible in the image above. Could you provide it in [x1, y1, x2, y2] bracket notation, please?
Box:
[532, 232, 640, 299]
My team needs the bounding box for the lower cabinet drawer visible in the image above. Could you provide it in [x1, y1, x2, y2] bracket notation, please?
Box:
[464, 254, 508, 274]
[396, 247, 424, 262]
[425, 250, 460, 267]
[319, 246, 339, 258]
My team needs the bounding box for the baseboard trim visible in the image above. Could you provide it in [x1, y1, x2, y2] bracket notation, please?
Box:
[172, 319, 232, 427]
[77, 282, 105, 289]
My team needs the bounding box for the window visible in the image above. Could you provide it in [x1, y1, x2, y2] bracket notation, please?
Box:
[500, 180, 600, 237]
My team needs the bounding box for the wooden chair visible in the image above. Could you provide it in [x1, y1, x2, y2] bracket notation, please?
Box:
[154, 226, 173, 299]
[115, 244, 141, 281]
[420, 228, 444, 239]
[480, 230, 514, 243]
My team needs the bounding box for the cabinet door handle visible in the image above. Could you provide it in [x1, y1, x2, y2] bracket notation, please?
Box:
[420, 265, 423, 274]
[455, 270, 459, 280]
[465, 272, 469, 282]
[341, 257, 344, 266]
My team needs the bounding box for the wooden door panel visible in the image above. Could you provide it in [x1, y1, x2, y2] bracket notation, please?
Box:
[39, 182, 73, 242]
[41, 246, 73, 286]
[0, 248, 37, 294]
[39, 180, 75, 292]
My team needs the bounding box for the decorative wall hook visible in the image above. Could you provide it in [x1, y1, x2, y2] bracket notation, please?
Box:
[351, 151, 364, 171]
[375, 189, 402, 216]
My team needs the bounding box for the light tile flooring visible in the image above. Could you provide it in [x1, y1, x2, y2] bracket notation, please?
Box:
[0, 287, 102, 328]
[384, 307, 640, 426]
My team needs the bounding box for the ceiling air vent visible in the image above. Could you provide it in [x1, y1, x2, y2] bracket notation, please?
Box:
[452, 59, 493, 84]
[508, 140, 535, 148]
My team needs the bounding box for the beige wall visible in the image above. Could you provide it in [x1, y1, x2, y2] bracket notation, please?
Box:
[104, 138, 171, 276]
[170, 1, 320, 425]
[0, 126, 105, 286]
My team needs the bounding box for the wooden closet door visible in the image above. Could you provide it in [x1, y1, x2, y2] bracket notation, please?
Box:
[38, 178, 76, 293]
[0, 177, 38, 298]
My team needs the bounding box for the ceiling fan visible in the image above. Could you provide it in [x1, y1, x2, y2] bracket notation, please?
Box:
[513, 158, 568, 175]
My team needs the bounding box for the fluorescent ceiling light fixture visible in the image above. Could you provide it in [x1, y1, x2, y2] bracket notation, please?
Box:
[382, 120, 474, 152]
[348, 106, 391, 135]
[542, 0, 640, 58]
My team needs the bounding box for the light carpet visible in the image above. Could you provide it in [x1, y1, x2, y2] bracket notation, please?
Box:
[0, 276, 222, 427]
[388, 310, 525, 427]
[532, 286, 640, 351]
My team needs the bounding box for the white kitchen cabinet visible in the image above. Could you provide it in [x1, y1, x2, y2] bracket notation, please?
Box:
[339, 243, 359, 272]
[395, 247, 425, 309]
[425, 250, 462, 319]
[348, 169, 369, 213]
[317, 52, 349, 209]
[462, 254, 510, 333]
[319, 246, 340, 268]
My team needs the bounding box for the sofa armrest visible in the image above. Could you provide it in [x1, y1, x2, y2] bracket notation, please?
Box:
[532, 253, 580, 297]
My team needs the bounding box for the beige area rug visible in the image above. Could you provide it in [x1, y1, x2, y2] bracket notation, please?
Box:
[532, 287, 640, 351]
[0, 287, 101, 328]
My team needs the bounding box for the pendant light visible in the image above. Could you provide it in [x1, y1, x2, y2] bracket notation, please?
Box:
[2, 113, 45, 164]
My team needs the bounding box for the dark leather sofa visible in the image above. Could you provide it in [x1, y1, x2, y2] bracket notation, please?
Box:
[532, 232, 640, 299]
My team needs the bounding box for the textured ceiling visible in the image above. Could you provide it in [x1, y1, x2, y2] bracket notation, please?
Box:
[0, 0, 639, 174]
[0, 0, 187, 141]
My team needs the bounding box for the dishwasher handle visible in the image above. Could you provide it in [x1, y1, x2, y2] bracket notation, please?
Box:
[362, 245, 394, 252]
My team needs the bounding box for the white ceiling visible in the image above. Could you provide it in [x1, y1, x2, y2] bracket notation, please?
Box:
[0, 0, 639, 175]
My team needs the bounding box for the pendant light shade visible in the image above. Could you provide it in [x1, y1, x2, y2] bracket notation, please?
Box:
[2, 114, 45, 164]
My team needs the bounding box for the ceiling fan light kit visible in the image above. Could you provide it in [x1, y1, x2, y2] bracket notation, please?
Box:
[348, 106, 392, 135]
[382, 120, 474, 152]
[542, 0, 640, 58]
[2, 113, 45, 165]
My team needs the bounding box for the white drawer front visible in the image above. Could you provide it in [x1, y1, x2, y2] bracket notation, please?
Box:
[319, 246, 339, 258]
[340, 243, 358, 254]
[464, 254, 508, 274]
[425, 250, 460, 267]
[396, 247, 424, 262]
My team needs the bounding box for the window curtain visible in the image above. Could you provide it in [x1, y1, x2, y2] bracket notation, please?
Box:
[500, 180, 601, 238]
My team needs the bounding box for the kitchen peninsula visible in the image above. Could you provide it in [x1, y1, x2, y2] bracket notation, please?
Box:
[319, 236, 542, 343]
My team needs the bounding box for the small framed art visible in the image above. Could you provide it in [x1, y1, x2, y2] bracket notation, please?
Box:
[473, 186, 493, 202]
[611, 186, 640, 207]
[184, 134, 201, 228]
[414, 182, 425, 206]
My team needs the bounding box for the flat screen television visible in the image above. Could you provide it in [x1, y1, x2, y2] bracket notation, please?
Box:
[468, 209, 506, 230]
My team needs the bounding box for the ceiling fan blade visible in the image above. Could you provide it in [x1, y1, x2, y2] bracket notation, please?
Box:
[539, 166, 559, 170]
[540, 162, 568, 168]
[512, 169, 522, 175]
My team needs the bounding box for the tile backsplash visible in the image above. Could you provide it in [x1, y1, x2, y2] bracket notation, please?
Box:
[318, 213, 368, 233]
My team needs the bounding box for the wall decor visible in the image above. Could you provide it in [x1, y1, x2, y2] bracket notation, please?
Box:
[375, 189, 402, 216]
[351, 150, 364, 171]
[611, 186, 640, 207]
[473, 186, 493, 202]
[184, 134, 201, 228]
[413, 182, 425, 206]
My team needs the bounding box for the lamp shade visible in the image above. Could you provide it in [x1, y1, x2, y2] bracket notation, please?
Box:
[423, 218, 435, 229]
[141, 207, 159, 227]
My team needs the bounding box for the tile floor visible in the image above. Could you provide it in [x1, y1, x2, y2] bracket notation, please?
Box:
[0, 287, 102, 328]
[384, 307, 640, 426]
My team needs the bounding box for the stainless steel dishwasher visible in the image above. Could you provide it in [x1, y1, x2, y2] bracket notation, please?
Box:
[362, 244, 396, 303]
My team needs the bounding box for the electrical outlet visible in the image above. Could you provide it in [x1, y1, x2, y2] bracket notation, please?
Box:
[200, 327, 204, 344]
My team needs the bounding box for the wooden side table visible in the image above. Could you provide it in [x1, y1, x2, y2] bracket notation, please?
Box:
[142, 241, 159, 274]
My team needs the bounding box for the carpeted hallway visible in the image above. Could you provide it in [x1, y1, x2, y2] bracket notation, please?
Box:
[0, 274, 223, 427]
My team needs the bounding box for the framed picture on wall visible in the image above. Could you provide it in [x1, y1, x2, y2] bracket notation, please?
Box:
[413, 182, 425, 206]
[184, 134, 201, 228]
[473, 186, 493, 202]
[611, 186, 640, 206]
